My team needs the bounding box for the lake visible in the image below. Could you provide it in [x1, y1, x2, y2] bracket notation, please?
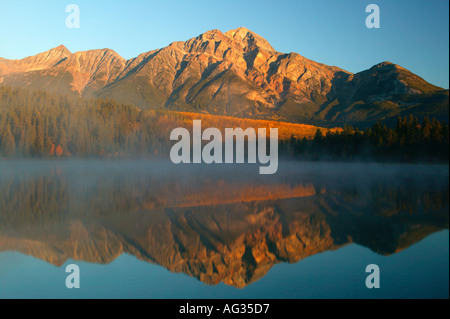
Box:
[0, 160, 448, 299]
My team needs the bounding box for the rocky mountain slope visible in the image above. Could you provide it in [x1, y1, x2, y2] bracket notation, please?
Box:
[1, 27, 448, 127]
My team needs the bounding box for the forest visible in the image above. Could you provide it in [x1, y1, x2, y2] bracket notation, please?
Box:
[281, 115, 449, 162]
[0, 84, 448, 162]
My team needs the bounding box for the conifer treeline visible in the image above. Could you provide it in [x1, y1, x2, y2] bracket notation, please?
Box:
[0, 85, 176, 157]
[0, 85, 448, 162]
[281, 115, 449, 161]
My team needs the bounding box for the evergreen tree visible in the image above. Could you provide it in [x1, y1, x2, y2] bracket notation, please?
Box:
[2, 126, 16, 156]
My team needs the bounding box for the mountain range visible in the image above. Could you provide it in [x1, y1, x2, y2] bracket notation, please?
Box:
[0, 27, 448, 127]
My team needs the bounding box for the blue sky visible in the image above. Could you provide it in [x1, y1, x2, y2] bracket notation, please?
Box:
[0, 0, 448, 88]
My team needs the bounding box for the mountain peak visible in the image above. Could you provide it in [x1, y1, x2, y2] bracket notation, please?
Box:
[225, 26, 252, 37]
[38, 45, 72, 59]
[50, 45, 71, 55]
[225, 27, 275, 52]
[373, 61, 413, 74]
[371, 61, 397, 69]
[17, 45, 71, 70]
[72, 48, 123, 59]
[202, 29, 223, 36]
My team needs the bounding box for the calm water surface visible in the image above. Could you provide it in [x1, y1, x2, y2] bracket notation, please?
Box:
[0, 160, 448, 299]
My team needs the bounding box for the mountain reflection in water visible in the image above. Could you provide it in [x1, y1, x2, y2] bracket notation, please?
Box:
[0, 160, 448, 288]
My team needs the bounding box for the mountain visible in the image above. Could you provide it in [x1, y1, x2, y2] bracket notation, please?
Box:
[0, 46, 126, 96]
[1, 27, 448, 127]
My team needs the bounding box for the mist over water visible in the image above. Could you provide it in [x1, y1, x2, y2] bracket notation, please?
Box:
[0, 160, 448, 298]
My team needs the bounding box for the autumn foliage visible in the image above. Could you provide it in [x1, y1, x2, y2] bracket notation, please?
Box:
[0, 85, 335, 158]
[0, 85, 448, 162]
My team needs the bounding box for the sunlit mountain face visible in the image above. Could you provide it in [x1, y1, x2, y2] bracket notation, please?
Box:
[0, 161, 447, 288]
[1, 27, 448, 128]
